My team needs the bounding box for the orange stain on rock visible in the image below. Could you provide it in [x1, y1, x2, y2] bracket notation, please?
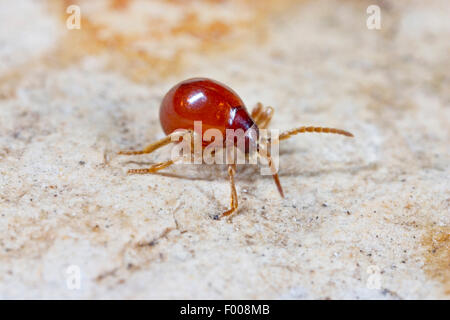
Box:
[422, 226, 450, 295]
[110, 0, 131, 10]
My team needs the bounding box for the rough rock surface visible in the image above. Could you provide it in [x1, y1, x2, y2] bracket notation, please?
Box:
[0, 0, 448, 299]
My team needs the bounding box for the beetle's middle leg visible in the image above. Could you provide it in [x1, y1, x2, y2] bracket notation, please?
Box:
[216, 163, 238, 220]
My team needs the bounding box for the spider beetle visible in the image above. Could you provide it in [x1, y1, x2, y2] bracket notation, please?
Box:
[118, 78, 353, 219]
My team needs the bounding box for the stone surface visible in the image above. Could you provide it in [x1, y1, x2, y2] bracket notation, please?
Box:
[0, 0, 448, 299]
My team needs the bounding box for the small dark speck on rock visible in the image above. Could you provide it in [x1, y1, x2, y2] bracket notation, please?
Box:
[79, 161, 86, 165]
[322, 203, 327, 207]
[346, 210, 351, 215]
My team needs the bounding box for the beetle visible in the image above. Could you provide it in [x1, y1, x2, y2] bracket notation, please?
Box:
[118, 78, 353, 219]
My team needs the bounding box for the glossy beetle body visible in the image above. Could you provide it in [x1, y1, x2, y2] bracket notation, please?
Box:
[119, 78, 354, 220]
[160, 78, 257, 148]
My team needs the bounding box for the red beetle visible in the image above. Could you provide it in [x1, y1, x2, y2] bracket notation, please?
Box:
[119, 78, 353, 219]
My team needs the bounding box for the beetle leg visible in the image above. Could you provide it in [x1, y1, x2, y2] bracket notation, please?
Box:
[118, 130, 192, 155]
[216, 164, 238, 220]
[251, 102, 264, 119]
[120, 130, 194, 174]
[251, 103, 274, 129]
[257, 106, 274, 129]
[127, 159, 176, 174]
[252, 105, 265, 125]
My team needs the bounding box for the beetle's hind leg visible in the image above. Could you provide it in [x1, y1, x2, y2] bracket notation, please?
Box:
[118, 130, 193, 174]
[118, 131, 186, 156]
[127, 159, 176, 174]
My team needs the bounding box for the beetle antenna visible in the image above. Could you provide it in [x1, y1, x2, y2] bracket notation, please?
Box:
[257, 144, 285, 198]
[279, 126, 353, 141]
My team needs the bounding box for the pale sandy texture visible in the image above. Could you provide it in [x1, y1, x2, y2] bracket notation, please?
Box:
[0, 0, 448, 299]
